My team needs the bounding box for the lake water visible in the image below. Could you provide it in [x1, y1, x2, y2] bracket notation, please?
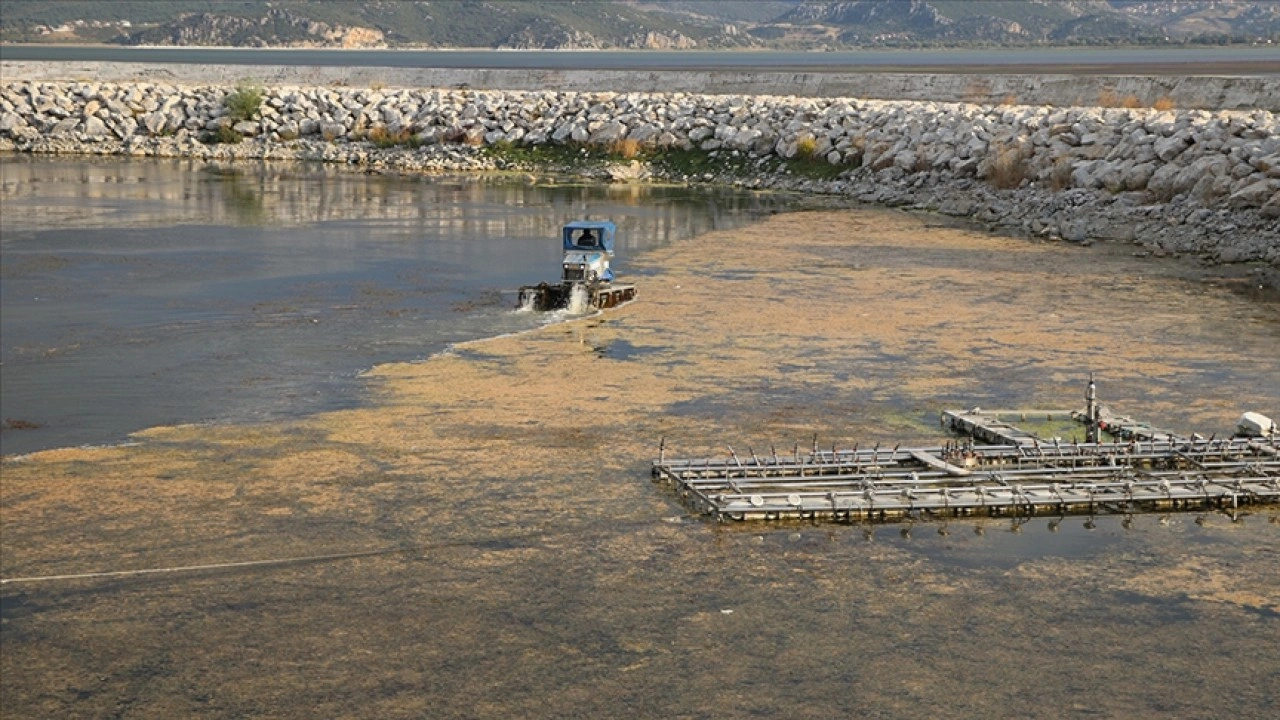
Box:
[0, 156, 796, 455]
[3, 155, 1279, 720]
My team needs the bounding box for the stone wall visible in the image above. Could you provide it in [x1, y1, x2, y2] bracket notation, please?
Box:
[2, 79, 1278, 273]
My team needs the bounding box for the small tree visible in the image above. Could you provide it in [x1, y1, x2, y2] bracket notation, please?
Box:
[224, 82, 264, 122]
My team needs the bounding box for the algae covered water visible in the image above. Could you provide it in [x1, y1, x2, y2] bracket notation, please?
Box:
[3, 161, 1279, 719]
[0, 156, 790, 455]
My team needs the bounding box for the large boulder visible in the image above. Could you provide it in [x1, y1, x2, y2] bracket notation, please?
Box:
[1228, 178, 1280, 209]
[81, 116, 107, 139]
[50, 117, 79, 136]
[588, 120, 627, 144]
[726, 126, 761, 152]
[1121, 162, 1155, 191]
[142, 111, 168, 135]
[551, 122, 577, 143]
[319, 122, 346, 140]
[1148, 155, 1229, 199]
[1252, 153, 1280, 178]
[0, 112, 27, 134]
[1153, 135, 1188, 162]
[627, 124, 661, 144]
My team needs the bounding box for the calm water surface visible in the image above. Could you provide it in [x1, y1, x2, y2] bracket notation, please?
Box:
[0, 156, 795, 455]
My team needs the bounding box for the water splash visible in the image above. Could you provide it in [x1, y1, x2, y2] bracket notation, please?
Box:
[517, 289, 537, 313]
[566, 283, 591, 315]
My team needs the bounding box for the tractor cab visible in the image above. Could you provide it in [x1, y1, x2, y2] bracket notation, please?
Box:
[561, 220, 616, 284]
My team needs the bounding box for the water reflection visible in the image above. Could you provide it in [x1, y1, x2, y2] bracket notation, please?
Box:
[717, 508, 1279, 565]
[0, 156, 784, 248]
[0, 156, 795, 455]
[208, 167, 269, 226]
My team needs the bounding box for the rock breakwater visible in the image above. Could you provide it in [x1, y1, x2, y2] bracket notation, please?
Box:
[3, 80, 1277, 278]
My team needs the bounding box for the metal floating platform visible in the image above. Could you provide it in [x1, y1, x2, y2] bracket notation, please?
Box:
[652, 399, 1280, 523]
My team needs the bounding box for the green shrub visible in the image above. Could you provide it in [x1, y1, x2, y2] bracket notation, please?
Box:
[202, 124, 244, 145]
[367, 125, 425, 148]
[224, 82, 264, 122]
[795, 134, 819, 160]
[482, 141, 616, 169]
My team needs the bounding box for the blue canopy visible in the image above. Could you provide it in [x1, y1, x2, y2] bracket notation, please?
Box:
[563, 220, 616, 255]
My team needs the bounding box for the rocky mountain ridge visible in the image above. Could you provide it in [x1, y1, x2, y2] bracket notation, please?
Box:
[124, 8, 386, 49]
[2, 0, 1276, 48]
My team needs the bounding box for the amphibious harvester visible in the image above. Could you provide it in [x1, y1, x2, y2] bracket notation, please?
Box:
[518, 220, 637, 312]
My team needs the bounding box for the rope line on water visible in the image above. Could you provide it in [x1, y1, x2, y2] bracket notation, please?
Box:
[0, 516, 698, 588]
[0, 546, 407, 586]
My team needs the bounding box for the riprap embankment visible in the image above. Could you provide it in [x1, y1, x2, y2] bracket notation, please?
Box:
[2, 78, 1277, 278]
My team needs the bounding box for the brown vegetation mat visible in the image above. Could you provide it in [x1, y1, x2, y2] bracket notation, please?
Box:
[3, 210, 1278, 718]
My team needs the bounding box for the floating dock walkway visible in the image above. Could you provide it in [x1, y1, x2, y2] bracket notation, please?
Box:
[652, 390, 1279, 523]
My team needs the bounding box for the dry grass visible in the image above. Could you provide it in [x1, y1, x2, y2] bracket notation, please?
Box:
[1097, 90, 1145, 109]
[1152, 96, 1176, 111]
[608, 137, 642, 159]
[986, 141, 1031, 189]
[367, 125, 415, 148]
[1048, 156, 1074, 191]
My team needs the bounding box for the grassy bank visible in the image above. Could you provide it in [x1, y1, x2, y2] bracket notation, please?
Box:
[478, 140, 851, 183]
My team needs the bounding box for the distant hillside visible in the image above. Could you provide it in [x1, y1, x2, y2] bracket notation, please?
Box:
[771, 0, 1280, 46]
[2, 0, 1276, 48]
